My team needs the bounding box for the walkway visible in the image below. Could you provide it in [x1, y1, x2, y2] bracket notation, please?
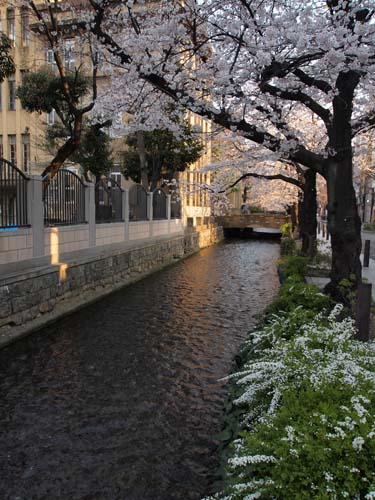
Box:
[307, 233, 375, 301]
[0, 233, 181, 283]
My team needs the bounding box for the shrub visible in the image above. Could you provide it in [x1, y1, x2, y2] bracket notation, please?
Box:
[280, 222, 293, 238]
[266, 278, 330, 317]
[249, 205, 264, 213]
[277, 255, 308, 279]
[311, 249, 331, 267]
[280, 237, 297, 256]
[228, 382, 375, 500]
[363, 222, 375, 231]
[209, 306, 375, 500]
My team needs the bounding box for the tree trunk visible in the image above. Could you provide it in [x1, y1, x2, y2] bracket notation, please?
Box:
[325, 70, 362, 301]
[136, 131, 149, 190]
[325, 160, 362, 292]
[299, 169, 318, 258]
[41, 115, 83, 192]
[150, 156, 160, 192]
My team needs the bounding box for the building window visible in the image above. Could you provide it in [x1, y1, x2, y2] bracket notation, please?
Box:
[0, 136, 3, 159]
[46, 109, 56, 126]
[8, 135, 17, 165]
[8, 74, 16, 111]
[64, 41, 75, 71]
[6, 8, 15, 43]
[22, 134, 30, 172]
[46, 49, 57, 67]
[110, 171, 122, 186]
[21, 8, 30, 47]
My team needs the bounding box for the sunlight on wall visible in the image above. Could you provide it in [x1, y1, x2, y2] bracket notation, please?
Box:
[50, 228, 68, 282]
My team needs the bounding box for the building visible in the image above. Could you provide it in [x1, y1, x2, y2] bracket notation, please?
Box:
[0, 1, 211, 227]
[0, 1, 48, 174]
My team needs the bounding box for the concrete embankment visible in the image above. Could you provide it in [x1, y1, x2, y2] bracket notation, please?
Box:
[0, 225, 223, 349]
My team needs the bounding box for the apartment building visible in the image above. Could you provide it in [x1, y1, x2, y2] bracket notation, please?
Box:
[0, 2, 47, 173]
[0, 1, 211, 224]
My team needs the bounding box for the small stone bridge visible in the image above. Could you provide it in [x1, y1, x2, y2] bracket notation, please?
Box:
[215, 214, 292, 236]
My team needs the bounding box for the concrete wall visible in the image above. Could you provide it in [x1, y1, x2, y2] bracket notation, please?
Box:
[129, 221, 152, 241]
[44, 226, 90, 256]
[96, 223, 125, 247]
[0, 228, 33, 264]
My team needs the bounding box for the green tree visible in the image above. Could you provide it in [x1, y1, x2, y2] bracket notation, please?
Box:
[43, 121, 114, 181]
[0, 34, 15, 82]
[122, 123, 204, 190]
[17, 67, 110, 181]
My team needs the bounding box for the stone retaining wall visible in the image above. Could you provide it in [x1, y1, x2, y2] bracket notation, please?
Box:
[0, 225, 223, 348]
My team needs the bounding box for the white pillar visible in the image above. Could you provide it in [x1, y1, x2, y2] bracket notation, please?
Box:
[147, 192, 153, 237]
[85, 182, 96, 248]
[123, 188, 129, 241]
[166, 194, 171, 234]
[28, 175, 44, 257]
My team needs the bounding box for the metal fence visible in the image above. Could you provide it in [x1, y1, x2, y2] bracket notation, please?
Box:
[170, 191, 182, 219]
[0, 158, 29, 229]
[129, 184, 148, 221]
[44, 169, 86, 226]
[95, 177, 123, 223]
[153, 188, 167, 220]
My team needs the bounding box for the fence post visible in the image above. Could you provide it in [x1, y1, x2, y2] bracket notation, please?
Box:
[355, 282, 372, 342]
[85, 182, 96, 248]
[123, 188, 129, 241]
[325, 224, 329, 240]
[166, 194, 171, 220]
[147, 192, 153, 237]
[166, 193, 171, 235]
[28, 175, 44, 258]
[364, 240, 370, 268]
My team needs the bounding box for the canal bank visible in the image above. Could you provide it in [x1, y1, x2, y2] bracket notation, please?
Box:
[0, 239, 280, 500]
[0, 224, 223, 349]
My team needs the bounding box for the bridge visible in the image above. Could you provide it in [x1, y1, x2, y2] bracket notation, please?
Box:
[215, 213, 291, 237]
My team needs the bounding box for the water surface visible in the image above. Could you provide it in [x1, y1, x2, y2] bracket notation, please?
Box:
[0, 240, 279, 500]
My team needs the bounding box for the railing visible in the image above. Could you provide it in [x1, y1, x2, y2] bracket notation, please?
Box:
[44, 169, 86, 226]
[95, 177, 123, 223]
[170, 191, 182, 219]
[153, 188, 167, 220]
[0, 158, 29, 229]
[129, 184, 148, 221]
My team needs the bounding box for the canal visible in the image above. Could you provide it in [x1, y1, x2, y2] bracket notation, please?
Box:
[0, 240, 280, 500]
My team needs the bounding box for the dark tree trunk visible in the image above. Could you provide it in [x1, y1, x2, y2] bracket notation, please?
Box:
[325, 71, 362, 300]
[136, 131, 149, 190]
[325, 160, 362, 291]
[299, 169, 318, 258]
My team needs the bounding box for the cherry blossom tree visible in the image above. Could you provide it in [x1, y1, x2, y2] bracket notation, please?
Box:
[81, 0, 375, 298]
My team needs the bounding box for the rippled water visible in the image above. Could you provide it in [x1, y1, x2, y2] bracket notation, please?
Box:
[0, 240, 279, 500]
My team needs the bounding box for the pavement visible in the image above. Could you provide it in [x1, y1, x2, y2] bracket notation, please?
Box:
[0, 232, 184, 283]
[306, 232, 375, 301]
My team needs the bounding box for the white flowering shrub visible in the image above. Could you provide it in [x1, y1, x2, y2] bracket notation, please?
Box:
[208, 305, 375, 500]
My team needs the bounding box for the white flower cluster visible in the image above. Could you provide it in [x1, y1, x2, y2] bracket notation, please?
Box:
[214, 304, 375, 499]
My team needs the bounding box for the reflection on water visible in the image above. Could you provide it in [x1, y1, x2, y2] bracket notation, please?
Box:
[0, 240, 279, 500]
